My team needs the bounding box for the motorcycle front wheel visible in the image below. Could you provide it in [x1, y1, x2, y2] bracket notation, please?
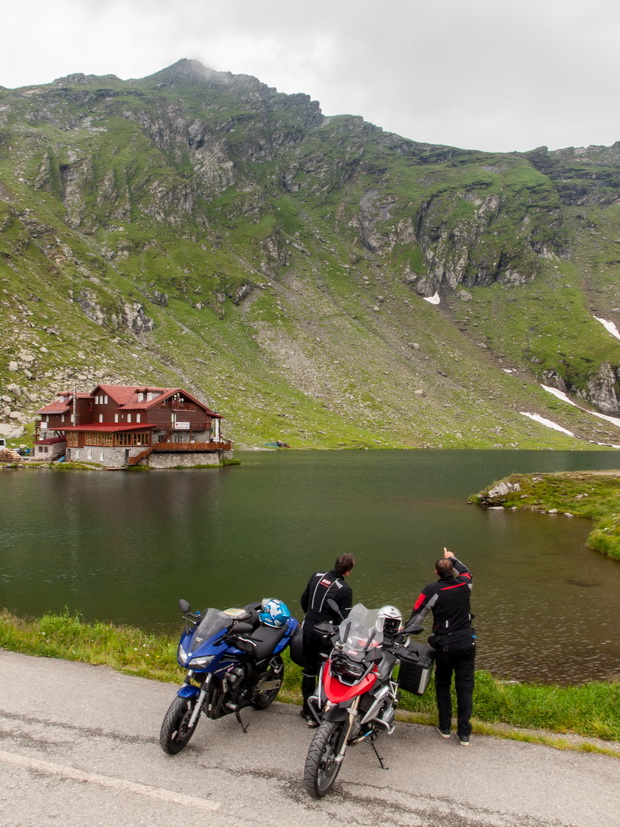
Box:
[159, 696, 198, 755]
[252, 655, 284, 709]
[303, 719, 346, 798]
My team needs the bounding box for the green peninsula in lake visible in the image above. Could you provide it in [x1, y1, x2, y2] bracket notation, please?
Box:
[470, 471, 620, 560]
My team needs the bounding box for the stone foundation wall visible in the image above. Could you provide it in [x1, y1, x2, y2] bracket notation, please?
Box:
[66, 446, 143, 467]
[147, 452, 225, 468]
[65, 447, 233, 468]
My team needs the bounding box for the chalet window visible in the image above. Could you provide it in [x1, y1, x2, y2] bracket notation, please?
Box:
[127, 414, 132, 423]
[115, 431, 151, 447]
[83, 432, 114, 447]
[66, 433, 79, 447]
[136, 414, 141, 423]
[61, 415, 65, 423]
[104, 395, 108, 404]
[114, 414, 118, 423]
[99, 414, 103, 423]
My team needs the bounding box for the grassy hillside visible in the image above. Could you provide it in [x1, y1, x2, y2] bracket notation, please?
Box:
[2, 61, 620, 449]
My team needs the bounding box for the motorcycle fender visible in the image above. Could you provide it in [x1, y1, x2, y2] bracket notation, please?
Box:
[177, 684, 200, 700]
[322, 706, 349, 723]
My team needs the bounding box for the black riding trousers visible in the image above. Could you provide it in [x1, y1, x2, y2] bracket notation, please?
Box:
[434, 637, 476, 737]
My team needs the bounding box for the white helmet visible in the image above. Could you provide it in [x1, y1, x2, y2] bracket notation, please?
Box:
[377, 605, 402, 639]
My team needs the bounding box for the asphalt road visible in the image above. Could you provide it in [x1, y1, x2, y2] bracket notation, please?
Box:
[0, 649, 618, 827]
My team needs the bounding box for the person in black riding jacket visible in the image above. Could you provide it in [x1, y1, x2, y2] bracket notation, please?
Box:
[299, 553, 355, 726]
[410, 547, 476, 746]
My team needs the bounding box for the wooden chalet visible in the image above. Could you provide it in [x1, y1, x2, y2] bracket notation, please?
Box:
[34, 385, 232, 468]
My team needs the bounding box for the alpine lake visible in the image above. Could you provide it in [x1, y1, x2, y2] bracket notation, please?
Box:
[1, 450, 619, 685]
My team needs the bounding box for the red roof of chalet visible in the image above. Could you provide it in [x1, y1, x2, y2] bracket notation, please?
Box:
[34, 436, 66, 445]
[37, 401, 70, 414]
[36, 392, 92, 415]
[92, 385, 221, 417]
[37, 385, 221, 418]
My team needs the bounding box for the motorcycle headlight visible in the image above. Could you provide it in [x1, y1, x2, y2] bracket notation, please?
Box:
[188, 654, 216, 669]
[178, 645, 189, 665]
[331, 656, 366, 684]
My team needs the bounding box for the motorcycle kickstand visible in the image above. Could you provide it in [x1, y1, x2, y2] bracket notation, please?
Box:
[234, 708, 249, 733]
[370, 740, 388, 770]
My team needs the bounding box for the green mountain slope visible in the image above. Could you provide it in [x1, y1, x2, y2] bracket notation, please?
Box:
[1, 59, 620, 449]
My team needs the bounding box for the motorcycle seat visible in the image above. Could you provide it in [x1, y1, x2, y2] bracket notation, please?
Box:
[249, 624, 288, 660]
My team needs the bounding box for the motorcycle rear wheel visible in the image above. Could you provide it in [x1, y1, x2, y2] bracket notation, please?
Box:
[252, 655, 284, 709]
[303, 720, 346, 798]
[159, 696, 197, 755]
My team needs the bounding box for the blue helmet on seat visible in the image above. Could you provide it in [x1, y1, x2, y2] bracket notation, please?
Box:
[259, 598, 291, 628]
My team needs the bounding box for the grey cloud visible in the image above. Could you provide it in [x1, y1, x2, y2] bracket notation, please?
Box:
[1, 0, 619, 152]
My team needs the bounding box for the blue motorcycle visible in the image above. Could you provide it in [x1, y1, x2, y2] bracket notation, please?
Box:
[160, 597, 298, 754]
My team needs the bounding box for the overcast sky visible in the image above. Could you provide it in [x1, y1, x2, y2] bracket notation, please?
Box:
[2, 0, 619, 153]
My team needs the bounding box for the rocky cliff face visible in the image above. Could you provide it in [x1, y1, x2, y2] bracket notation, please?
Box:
[1, 59, 620, 445]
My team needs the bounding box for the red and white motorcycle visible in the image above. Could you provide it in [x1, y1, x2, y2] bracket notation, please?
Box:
[304, 603, 434, 798]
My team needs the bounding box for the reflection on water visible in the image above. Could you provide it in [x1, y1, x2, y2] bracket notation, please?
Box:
[1, 451, 619, 684]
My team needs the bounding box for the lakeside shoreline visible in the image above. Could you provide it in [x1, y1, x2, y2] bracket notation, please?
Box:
[471, 470, 620, 559]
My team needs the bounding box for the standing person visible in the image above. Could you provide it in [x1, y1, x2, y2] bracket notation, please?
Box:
[299, 553, 355, 726]
[410, 547, 476, 745]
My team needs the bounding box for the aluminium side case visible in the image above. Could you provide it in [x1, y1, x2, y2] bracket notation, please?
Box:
[397, 641, 436, 696]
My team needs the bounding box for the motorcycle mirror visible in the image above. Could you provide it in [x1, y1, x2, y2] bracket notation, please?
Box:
[179, 598, 191, 614]
[326, 598, 342, 618]
[402, 622, 424, 635]
[341, 620, 351, 642]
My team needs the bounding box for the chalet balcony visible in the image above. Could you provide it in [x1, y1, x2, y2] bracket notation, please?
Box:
[153, 440, 232, 453]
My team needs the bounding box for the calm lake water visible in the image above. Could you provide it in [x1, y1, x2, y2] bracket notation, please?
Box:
[1, 450, 619, 684]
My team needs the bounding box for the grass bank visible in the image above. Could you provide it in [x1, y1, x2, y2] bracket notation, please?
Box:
[470, 471, 620, 560]
[1, 610, 618, 746]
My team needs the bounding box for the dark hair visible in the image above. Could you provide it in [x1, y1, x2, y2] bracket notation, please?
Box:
[334, 553, 355, 576]
[436, 558, 455, 579]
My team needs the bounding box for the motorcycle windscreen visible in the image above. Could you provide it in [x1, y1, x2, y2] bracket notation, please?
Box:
[323, 664, 378, 703]
[338, 604, 384, 657]
[190, 608, 233, 649]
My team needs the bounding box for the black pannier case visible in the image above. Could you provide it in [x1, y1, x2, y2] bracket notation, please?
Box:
[398, 642, 436, 696]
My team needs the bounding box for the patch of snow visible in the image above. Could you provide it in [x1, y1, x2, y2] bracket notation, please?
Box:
[594, 316, 620, 341]
[423, 292, 440, 305]
[542, 385, 579, 407]
[541, 384, 620, 430]
[519, 412, 575, 437]
[589, 410, 620, 428]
